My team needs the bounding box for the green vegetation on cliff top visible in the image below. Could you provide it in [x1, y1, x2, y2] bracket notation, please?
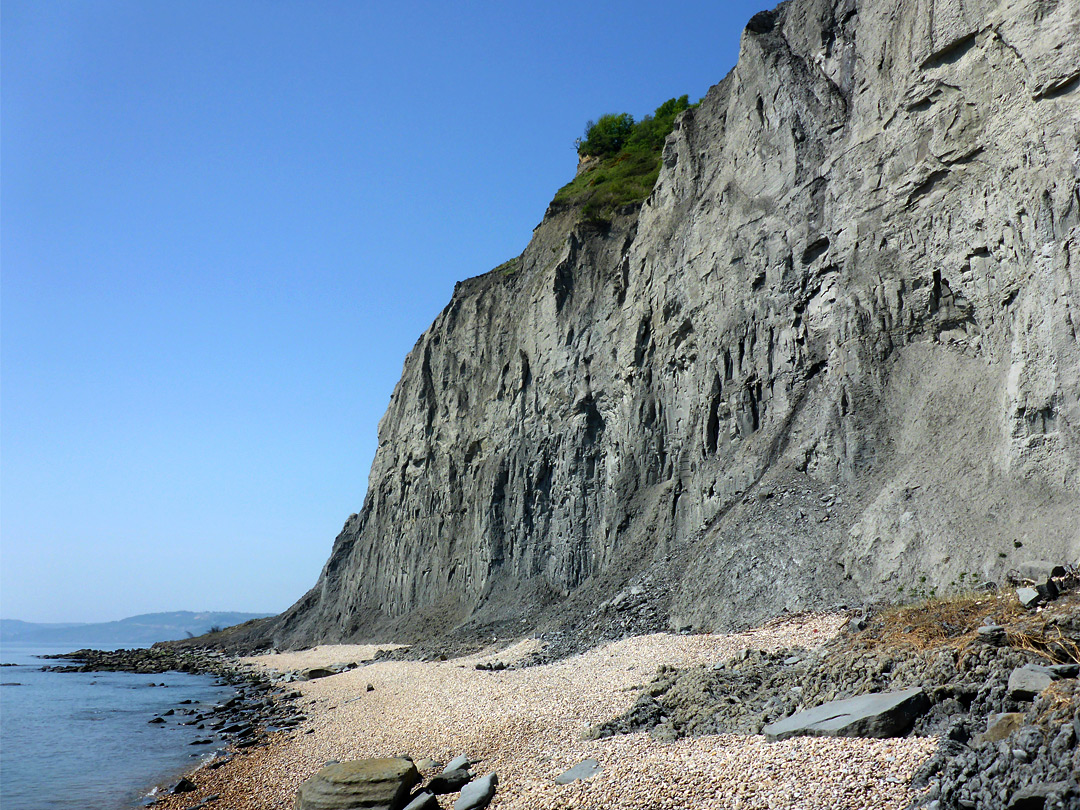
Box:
[554, 95, 695, 223]
[490, 96, 697, 278]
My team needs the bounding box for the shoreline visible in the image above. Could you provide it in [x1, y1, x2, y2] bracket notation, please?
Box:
[85, 587, 1079, 810]
[40, 645, 304, 808]
[143, 612, 941, 810]
[0, 642, 248, 810]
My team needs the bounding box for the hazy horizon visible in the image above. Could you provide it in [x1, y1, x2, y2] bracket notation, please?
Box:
[0, 609, 274, 625]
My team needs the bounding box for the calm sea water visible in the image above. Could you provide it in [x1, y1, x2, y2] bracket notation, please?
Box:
[0, 641, 236, 810]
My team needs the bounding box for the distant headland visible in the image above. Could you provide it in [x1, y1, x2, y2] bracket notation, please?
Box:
[0, 611, 272, 646]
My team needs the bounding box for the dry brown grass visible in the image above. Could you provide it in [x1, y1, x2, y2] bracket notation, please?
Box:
[852, 590, 1080, 666]
[855, 590, 1025, 653]
[1035, 680, 1079, 721]
[1009, 623, 1080, 664]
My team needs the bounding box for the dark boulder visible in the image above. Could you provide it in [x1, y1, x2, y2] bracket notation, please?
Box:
[171, 778, 197, 794]
[427, 768, 471, 794]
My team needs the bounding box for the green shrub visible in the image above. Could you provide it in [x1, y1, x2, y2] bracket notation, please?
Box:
[627, 95, 692, 151]
[575, 112, 636, 158]
[558, 95, 696, 223]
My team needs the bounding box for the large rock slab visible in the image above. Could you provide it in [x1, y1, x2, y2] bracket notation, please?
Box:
[1014, 561, 1058, 582]
[294, 758, 420, 810]
[763, 688, 929, 741]
[442, 755, 470, 773]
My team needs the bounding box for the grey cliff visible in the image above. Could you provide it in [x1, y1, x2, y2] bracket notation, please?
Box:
[264, 0, 1080, 648]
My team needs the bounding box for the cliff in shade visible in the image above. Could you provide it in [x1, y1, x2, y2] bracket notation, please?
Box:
[263, 0, 1080, 649]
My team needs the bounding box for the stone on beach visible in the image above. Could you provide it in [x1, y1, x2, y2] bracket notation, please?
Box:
[426, 768, 471, 794]
[293, 758, 419, 810]
[762, 688, 929, 741]
[555, 758, 602, 784]
[401, 792, 438, 810]
[171, 777, 198, 794]
[1007, 663, 1079, 701]
[442, 755, 470, 774]
[453, 773, 497, 810]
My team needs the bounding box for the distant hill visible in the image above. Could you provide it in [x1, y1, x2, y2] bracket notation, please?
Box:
[0, 611, 273, 646]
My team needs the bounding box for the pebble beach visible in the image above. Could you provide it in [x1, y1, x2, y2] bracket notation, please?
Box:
[151, 613, 939, 810]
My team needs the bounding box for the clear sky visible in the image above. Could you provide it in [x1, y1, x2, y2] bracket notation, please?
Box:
[2, 0, 767, 623]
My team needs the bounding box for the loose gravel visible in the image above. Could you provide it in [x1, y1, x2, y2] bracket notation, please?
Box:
[149, 612, 938, 810]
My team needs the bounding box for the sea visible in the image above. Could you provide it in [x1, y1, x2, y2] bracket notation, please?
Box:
[0, 641, 237, 810]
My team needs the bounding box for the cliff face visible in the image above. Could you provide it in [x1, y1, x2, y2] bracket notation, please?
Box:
[268, 0, 1080, 648]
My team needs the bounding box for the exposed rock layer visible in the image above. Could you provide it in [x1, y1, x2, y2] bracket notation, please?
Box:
[265, 0, 1080, 648]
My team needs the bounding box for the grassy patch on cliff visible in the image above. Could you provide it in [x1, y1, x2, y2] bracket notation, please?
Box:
[492, 256, 521, 276]
[554, 95, 695, 223]
[554, 148, 664, 223]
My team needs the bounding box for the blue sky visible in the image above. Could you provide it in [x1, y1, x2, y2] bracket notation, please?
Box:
[2, 0, 767, 623]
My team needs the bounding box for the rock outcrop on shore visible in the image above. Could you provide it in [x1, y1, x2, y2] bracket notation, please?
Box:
[586, 586, 1080, 810]
[252, 0, 1079, 650]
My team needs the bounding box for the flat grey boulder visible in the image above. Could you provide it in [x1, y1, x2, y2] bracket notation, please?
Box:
[443, 755, 470, 773]
[453, 773, 497, 810]
[763, 688, 929, 741]
[402, 792, 438, 810]
[294, 758, 420, 810]
[1008, 663, 1079, 701]
[1015, 561, 1058, 583]
[1016, 587, 1042, 608]
[301, 667, 336, 681]
[555, 759, 602, 785]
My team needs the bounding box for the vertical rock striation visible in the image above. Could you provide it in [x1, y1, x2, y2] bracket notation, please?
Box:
[266, 0, 1080, 647]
